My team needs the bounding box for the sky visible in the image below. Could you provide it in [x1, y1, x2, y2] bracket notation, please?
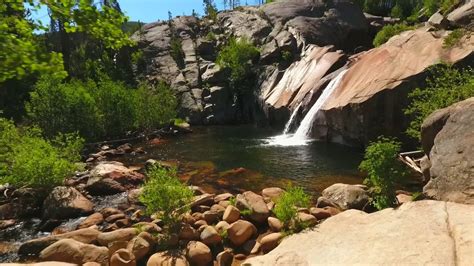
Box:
[32, 0, 263, 25]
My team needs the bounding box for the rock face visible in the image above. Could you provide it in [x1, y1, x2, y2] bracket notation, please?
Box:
[245, 200, 474, 265]
[421, 97, 474, 204]
[134, 0, 368, 125]
[42, 186, 94, 220]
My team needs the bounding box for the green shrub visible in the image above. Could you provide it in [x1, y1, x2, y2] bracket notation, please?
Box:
[443, 29, 466, 49]
[206, 31, 217, 41]
[139, 166, 194, 230]
[0, 118, 83, 188]
[136, 81, 177, 132]
[26, 76, 103, 140]
[405, 65, 474, 140]
[203, 0, 218, 21]
[170, 37, 185, 69]
[359, 137, 407, 210]
[373, 24, 415, 47]
[273, 186, 311, 232]
[217, 37, 260, 95]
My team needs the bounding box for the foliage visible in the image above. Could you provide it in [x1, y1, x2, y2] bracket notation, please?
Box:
[26, 76, 177, 141]
[139, 166, 194, 229]
[203, 0, 218, 21]
[206, 31, 217, 41]
[273, 186, 311, 232]
[170, 36, 186, 69]
[405, 65, 474, 140]
[26, 76, 103, 140]
[352, 0, 459, 18]
[359, 137, 407, 210]
[281, 50, 293, 63]
[217, 37, 260, 95]
[0, 118, 83, 188]
[373, 23, 414, 47]
[443, 29, 466, 49]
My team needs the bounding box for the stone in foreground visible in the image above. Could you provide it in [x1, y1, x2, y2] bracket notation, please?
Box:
[244, 200, 474, 265]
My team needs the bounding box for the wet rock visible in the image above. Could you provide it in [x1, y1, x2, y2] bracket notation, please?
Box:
[261, 187, 285, 202]
[236, 191, 270, 224]
[309, 207, 332, 220]
[216, 250, 233, 266]
[19, 227, 101, 257]
[39, 239, 108, 264]
[259, 233, 283, 254]
[97, 228, 138, 246]
[78, 213, 104, 229]
[110, 248, 136, 266]
[200, 226, 222, 246]
[227, 220, 257, 246]
[147, 251, 189, 266]
[43, 186, 94, 220]
[223, 205, 240, 224]
[186, 241, 212, 266]
[267, 217, 283, 232]
[321, 184, 369, 210]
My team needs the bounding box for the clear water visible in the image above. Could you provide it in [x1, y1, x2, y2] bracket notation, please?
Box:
[127, 125, 363, 194]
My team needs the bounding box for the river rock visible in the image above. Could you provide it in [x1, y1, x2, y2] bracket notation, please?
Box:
[223, 205, 240, 224]
[186, 241, 212, 266]
[261, 187, 285, 202]
[210, 204, 226, 217]
[421, 97, 474, 204]
[110, 248, 136, 266]
[86, 161, 145, 195]
[147, 251, 189, 266]
[227, 220, 257, 246]
[39, 239, 108, 264]
[179, 223, 199, 241]
[200, 226, 222, 246]
[267, 217, 283, 232]
[236, 191, 270, 224]
[309, 207, 332, 220]
[127, 188, 143, 206]
[215, 221, 230, 234]
[216, 250, 233, 266]
[321, 183, 369, 210]
[97, 228, 138, 246]
[259, 232, 284, 254]
[19, 227, 101, 257]
[214, 193, 233, 202]
[42, 186, 94, 220]
[297, 212, 317, 226]
[78, 213, 104, 229]
[0, 219, 16, 230]
[202, 210, 219, 224]
[127, 236, 151, 261]
[100, 207, 123, 218]
[191, 194, 215, 208]
[245, 200, 474, 265]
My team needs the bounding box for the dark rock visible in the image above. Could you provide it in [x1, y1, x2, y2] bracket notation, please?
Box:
[42, 186, 94, 220]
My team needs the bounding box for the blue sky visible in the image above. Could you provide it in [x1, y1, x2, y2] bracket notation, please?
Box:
[32, 0, 263, 25]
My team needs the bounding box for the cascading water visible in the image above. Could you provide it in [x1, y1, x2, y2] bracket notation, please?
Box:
[283, 102, 302, 134]
[266, 69, 348, 146]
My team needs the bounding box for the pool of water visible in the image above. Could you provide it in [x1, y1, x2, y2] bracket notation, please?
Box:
[126, 125, 364, 195]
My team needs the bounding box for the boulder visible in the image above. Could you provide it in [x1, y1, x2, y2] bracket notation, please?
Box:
[321, 183, 369, 210]
[39, 239, 108, 264]
[147, 251, 189, 266]
[110, 248, 136, 266]
[127, 236, 151, 261]
[296, 212, 317, 226]
[191, 194, 215, 208]
[86, 161, 145, 195]
[78, 213, 104, 229]
[236, 191, 270, 224]
[428, 12, 449, 29]
[421, 97, 474, 204]
[202, 210, 219, 224]
[186, 241, 212, 266]
[200, 226, 222, 246]
[261, 187, 285, 202]
[259, 232, 283, 254]
[223, 205, 240, 224]
[127, 188, 143, 206]
[179, 223, 200, 241]
[214, 193, 233, 202]
[215, 221, 230, 234]
[97, 228, 138, 246]
[309, 207, 332, 220]
[245, 200, 474, 265]
[216, 250, 233, 266]
[227, 220, 257, 246]
[267, 217, 284, 232]
[447, 1, 474, 26]
[19, 227, 101, 257]
[42, 186, 94, 220]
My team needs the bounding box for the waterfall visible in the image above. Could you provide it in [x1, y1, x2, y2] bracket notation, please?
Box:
[265, 69, 347, 146]
[283, 102, 302, 134]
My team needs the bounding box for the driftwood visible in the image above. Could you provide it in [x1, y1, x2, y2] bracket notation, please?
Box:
[398, 150, 424, 174]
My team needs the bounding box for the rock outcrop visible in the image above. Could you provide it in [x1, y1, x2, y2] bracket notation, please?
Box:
[245, 200, 474, 265]
[421, 97, 474, 204]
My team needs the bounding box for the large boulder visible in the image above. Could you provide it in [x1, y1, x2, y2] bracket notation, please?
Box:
[185, 241, 212, 266]
[245, 200, 474, 265]
[320, 183, 369, 210]
[227, 220, 257, 246]
[42, 186, 94, 220]
[236, 191, 270, 224]
[39, 239, 108, 265]
[86, 162, 145, 195]
[421, 97, 474, 204]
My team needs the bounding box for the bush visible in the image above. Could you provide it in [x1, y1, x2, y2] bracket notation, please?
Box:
[26, 76, 177, 141]
[405, 65, 474, 140]
[170, 37, 185, 69]
[443, 29, 466, 49]
[359, 137, 407, 210]
[273, 186, 311, 232]
[373, 24, 415, 47]
[26, 77, 103, 140]
[139, 166, 194, 230]
[217, 37, 260, 95]
[0, 118, 83, 188]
